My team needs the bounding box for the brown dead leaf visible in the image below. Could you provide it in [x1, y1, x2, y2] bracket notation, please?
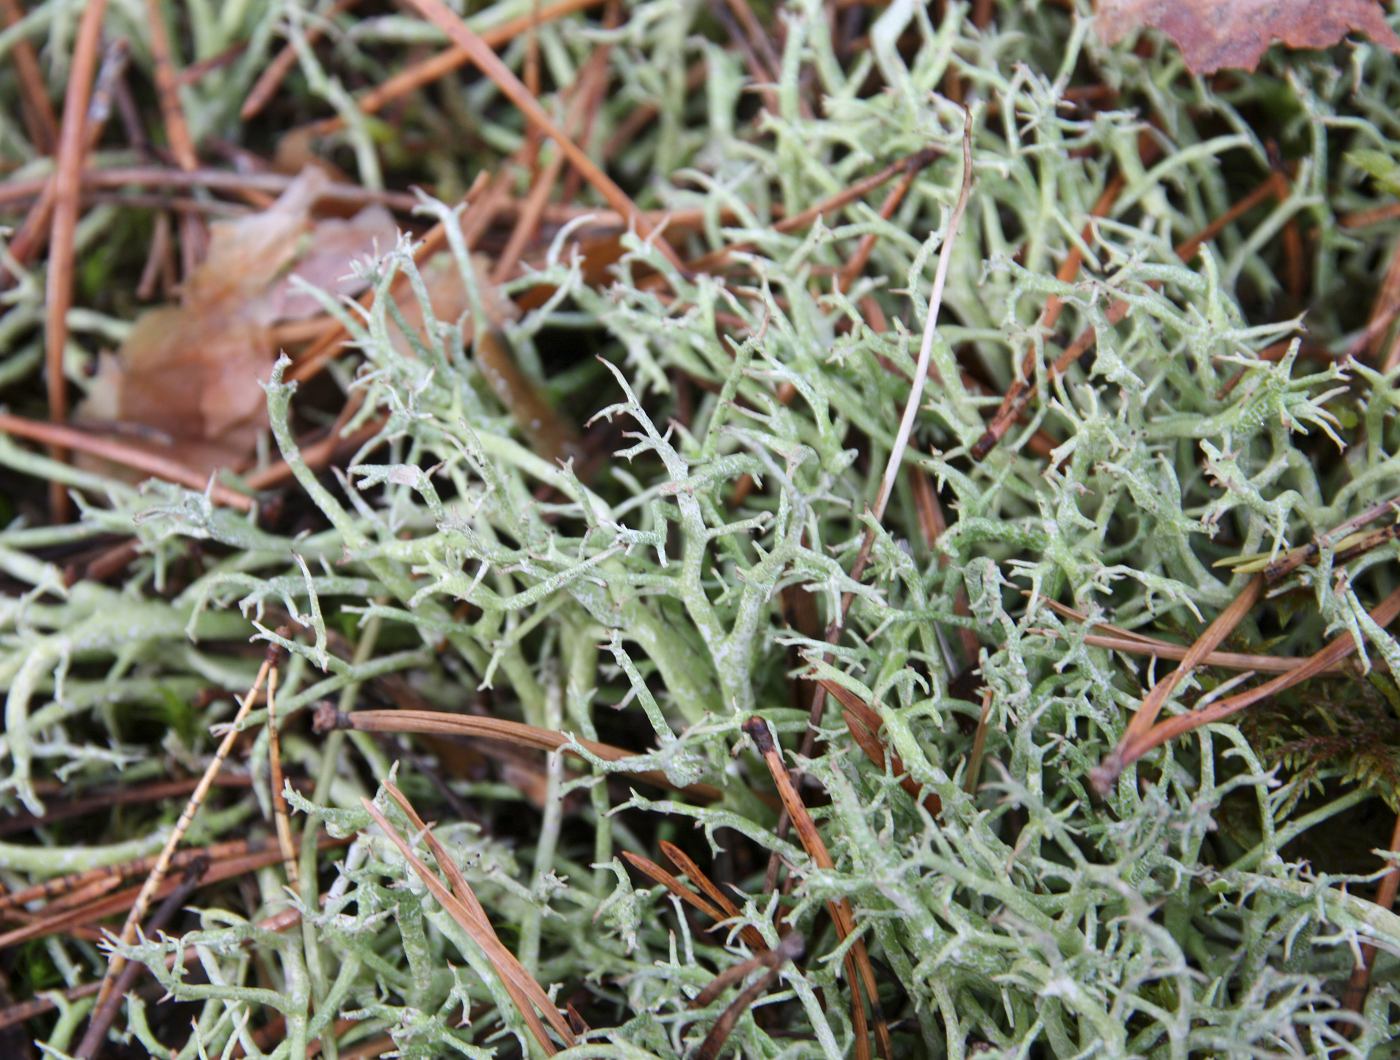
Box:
[78, 170, 395, 476]
[1096, 0, 1400, 74]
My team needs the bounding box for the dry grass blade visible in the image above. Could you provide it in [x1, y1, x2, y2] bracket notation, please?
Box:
[361, 788, 576, 1053]
[1121, 584, 1400, 769]
[398, 0, 682, 271]
[44, 0, 110, 520]
[93, 653, 275, 1010]
[743, 718, 891, 1060]
[316, 705, 722, 800]
[0, 412, 254, 511]
[1091, 575, 1263, 794]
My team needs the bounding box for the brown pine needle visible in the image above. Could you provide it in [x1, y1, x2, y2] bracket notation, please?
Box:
[691, 929, 804, 1009]
[143, 0, 198, 170]
[1343, 811, 1400, 1014]
[299, 0, 608, 138]
[744, 717, 891, 1060]
[0, 412, 255, 511]
[814, 677, 940, 814]
[93, 651, 275, 1011]
[314, 705, 723, 801]
[659, 841, 769, 951]
[835, 150, 932, 294]
[692, 932, 805, 1060]
[972, 167, 1281, 461]
[363, 787, 576, 1052]
[1091, 575, 1263, 795]
[0, 838, 344, 951]
[1117, 584, 1400, 773]
[621, 851, 731, 926]
[398, 0, 683, 271]
[964, 688, 993, 795]
[241, 0, 361, 121]
[1034, 596, 1347, 675]
[73, 858, 208, 1060]
[44, 0, 110, 520]
[0, 0, 58, 152]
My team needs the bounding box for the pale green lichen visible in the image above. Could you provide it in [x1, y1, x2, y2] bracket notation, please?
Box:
[4, 0, 1400, 1056]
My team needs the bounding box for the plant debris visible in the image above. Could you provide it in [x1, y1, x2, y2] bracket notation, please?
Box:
[1096, 0, 1400, 74]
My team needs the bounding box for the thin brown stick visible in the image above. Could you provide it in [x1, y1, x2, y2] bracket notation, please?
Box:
[1343, 811, 1400, 1014]
[242, 0, 360, 120]
[73, 858, 208, 1060]
[835, 151, 929, 293]
[1114, 584, 1400, 776]
[44, 0, 110, 520]
[93, 652, 276, 1010]
[314, 705, 722, 801]
[692, 929, 803, 1009]
[743, 717, 890, 1060]
[1091, 576, 1263, 795]
[0, 0, 58, 152]
[1261, 494, 1400, 582]
[399, 0, 683, 271]
[0, 412, 254, 511]
[143, 0, 198, 169]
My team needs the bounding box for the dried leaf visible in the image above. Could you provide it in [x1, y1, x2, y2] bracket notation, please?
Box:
[78, 170, 396, 476]
[1096, 0, 1400, 75]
